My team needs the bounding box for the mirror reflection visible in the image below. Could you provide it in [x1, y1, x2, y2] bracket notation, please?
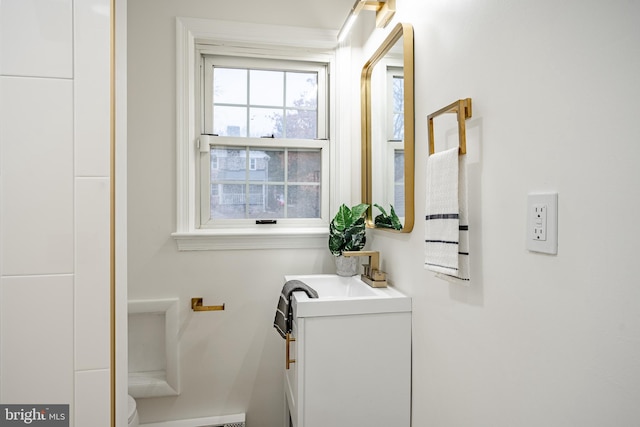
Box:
[361, 23, 414, 232]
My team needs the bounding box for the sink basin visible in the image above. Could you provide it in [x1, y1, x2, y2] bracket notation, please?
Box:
[288, 274, 377, 298]
[285, 274, 411, 317]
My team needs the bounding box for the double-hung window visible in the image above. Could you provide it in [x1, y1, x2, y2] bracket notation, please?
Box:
[198, 55, 329, 231]
[174, 18, 346, 250]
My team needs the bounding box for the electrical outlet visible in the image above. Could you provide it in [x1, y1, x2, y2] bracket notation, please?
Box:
[532, 204, 547, 241]
[527, 193, 557, 254]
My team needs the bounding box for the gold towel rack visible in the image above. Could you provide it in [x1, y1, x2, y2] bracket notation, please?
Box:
[191, 297, 225, 312]
[428, 98, 473, 155]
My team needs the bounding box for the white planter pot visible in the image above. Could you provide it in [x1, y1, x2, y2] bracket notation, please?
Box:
[335, 255, 358, 277]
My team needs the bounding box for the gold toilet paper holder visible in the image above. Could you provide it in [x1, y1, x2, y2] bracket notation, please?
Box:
[191, 297, 225, 312]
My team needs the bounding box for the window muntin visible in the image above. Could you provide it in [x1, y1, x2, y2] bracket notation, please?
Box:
[200, 55, 329, 228]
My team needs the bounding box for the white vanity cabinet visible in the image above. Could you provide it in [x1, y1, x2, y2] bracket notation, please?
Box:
[283, 274, 411, 427]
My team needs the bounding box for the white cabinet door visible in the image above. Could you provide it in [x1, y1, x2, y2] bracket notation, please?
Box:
[290, 312, 411, 427]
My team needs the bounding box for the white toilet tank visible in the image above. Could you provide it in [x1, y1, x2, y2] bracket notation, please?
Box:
[128, 395, 139, 427]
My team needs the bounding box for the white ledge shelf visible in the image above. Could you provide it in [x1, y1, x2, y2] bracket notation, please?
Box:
[172, 227, 329, 251]
[128, 371, 179, 399]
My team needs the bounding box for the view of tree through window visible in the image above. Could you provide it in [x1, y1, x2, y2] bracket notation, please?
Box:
[206, 63, 323, 221]
[213, 68, 318, 139]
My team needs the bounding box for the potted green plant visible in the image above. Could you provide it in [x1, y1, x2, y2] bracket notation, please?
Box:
[328, 203, 369, 276]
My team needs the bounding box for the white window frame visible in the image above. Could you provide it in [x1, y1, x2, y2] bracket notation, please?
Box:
[199, 55, 329, 230]
[172, 17, 352, 250]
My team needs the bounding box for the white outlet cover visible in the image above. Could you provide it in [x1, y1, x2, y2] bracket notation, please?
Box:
[526, 192, 558, 254]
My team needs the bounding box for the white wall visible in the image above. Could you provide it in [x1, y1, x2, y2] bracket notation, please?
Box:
[364, 1, 640, 426]
[129, 0, 640, 426]
[127, 1, 353, 425]
[0, 0, 112, 425]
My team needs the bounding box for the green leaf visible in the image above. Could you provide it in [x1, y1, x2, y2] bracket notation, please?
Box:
[343, 218, 367, 251]
[374, 203, 388, 217]
[328, 221, 347, 255]
[389, 204, 402, 230]
[374, 214, 393, 228]
[331, 204, 351, 231]
[350, 203, 369, 221]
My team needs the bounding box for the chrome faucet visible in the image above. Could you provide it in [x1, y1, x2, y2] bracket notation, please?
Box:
[342, 251, 388, 288]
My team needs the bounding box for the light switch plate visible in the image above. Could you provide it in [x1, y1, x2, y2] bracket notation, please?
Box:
[527, 192, 558, 254]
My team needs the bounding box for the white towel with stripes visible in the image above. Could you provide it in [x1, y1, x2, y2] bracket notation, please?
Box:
[424, 147, 470, 284]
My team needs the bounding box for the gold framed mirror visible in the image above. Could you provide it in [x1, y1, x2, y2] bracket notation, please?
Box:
[361, 22, 414, 232]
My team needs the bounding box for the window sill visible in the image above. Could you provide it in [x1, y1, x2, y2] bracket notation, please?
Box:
[171, 227, 329, 251]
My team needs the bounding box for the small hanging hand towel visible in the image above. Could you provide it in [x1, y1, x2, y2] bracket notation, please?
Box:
[273, 280, 318, 339]
[424, 147, 470, 284]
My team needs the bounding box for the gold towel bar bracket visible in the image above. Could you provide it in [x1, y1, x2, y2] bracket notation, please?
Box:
[191, 297, 225, 312]
[428, 98, 473, 155]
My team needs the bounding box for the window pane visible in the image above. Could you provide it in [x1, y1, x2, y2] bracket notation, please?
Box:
[394, 149, 405, 217]
[286, 72, 317, 139]
[211, 148, 246, 181]
[287, 185, 320, 218]
[247, 184, 266, 213]
[392, 75, 404, 112]
[250, 70, 284, 106]
[392, 75, 404, 141]
[247, 149, 270, 182]
[211, 146, 247, 178]
[267, 185, 286, 218]
[392, 113, 404, 141]
[285, 110, 317, 139]
[214, 68, 247, 104]
[287, 150, 321, 182]
[286, 72, 317, 108]
[210, 147, 246, 220]
[249, 107, 283, 138]
[212, 183, 246, 219]
[264, 149, 285, 181]
[214, 106, 247, 137]
[248, 184, 285, 218]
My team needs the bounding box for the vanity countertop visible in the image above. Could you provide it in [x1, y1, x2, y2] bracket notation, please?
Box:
[285, 274, 411, 318]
